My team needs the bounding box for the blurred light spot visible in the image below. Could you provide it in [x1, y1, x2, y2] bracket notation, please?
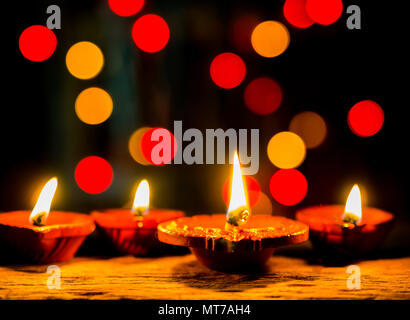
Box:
[283, 0, 314, 29]
[267, 131, 306, 169]
[252, 192, 273, 215]
[75, 87, 113, 125]
[306, 0, 343, 26]
[141, 128, 178, 165]
[222, 175, 261, 208]
[128, 127, 152, 165]
[19, 25, 57, 62]
[75, 156, 113, 194]
[348, 100, 384, 137]
[251, 21, 290, 58]
[289, 111, 327, 148]
[210, 52, 246, 89]
[269, 169, 308, 206]
[229, 14, 260, 53]
[132, 14, 170, 53]
[108, 0, 144, 17]
[244, 77, 283, 115]
[66, 41, 104, 80]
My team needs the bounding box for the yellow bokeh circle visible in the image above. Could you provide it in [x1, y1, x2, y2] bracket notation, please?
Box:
[289, 111, 327, 149]
[75, 87, 113, 125]
[251, 21, 290, 58]
[267, 131, 306, 169]
[128, 127, 152, 165]
[66, 41, 104, 80]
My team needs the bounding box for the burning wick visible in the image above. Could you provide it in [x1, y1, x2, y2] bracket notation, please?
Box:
[225, 152, 250, 233]
[29, 177, 58, 227]
[342, 184, 362, 226]
[131, 179, 150, 216]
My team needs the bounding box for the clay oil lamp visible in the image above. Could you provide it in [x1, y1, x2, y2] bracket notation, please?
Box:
[0, 177, 95, 264]
[296, 184, 395, 260]
[158, 152, 309, 272]
[92, 180, 185, 256]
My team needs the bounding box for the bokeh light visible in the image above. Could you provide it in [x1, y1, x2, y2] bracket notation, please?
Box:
[108, 0, 144, 17]
[66, 41, 104, 80]
[269, 169, 308, 206]
[132, 14, 170, 53]
[283, 0, 314, 29]
[210, 52, 246, 89]
[19, 25, 57, 62]
[75, 87, 113, 125]
[251, 21, 290, 58]
[128, 127, 152, 165]
[230, 14, 260, 53]
[222, 175, 261, 208]
[75, 156, 113, 194]
[289, 111, 327, 148]
[305, 0, 343, 26]
[252, 192, 273, 215]
[348, 100, 384, 137]
[244, 77, 283, 115]
[267, 131, 306, 169]
[141, 127, 178, 165]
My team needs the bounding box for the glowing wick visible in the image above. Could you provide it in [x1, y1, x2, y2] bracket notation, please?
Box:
[29, 177, 58, 226]
[132, 179, 150, 216]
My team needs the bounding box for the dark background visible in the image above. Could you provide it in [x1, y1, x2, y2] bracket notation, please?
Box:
[2, 1, 409, 250]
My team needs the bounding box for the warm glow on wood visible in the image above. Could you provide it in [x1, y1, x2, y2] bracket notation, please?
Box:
[29, 177, 58, 226]
[226, 152, 250, 227]
[132, 179, 150, 216]
[343, 184, 362, 224]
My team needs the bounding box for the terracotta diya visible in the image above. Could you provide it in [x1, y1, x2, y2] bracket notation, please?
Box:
[0, 177, 95, 264]
[158, 153, 309, 272]
[296, 185, 395, 259]
[92, 180, 185, 256]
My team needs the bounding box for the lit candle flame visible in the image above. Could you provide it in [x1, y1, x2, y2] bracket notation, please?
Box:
[342, 184, 362, 225]
[131, 179, 149, 216]
[225, 152, 250, 228]
[29, 177, 58, 226]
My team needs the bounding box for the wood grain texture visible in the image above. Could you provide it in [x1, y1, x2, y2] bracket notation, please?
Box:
[0, 254, 409, 300]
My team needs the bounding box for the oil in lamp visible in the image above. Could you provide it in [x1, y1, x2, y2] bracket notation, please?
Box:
[296, 184, 395, 260]
[157, 152, 309, 272]
[91, 180, 185, 256]
[0, 177, 95, 264]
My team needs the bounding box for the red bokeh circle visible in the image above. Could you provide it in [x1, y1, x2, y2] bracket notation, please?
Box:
[210, 52, 246, 89]
[244, 77, 283, 115]
[348, 100, 384, 137]
[283, 0, 314, 29]
[75, 156, 113, 194]
[108, 0, 144, 17]
[132, 14, 170, 53]
[19, 25, 57, 62]
[141, 127, 178, 165]
[269, 169, 308, 206]
[230, 14, 260, 53]
[222, 175, 261, 208]
[305, 0, 343, 26]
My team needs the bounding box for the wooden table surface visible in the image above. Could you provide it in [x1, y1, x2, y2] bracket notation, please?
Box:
[1, 252, 409, 300]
